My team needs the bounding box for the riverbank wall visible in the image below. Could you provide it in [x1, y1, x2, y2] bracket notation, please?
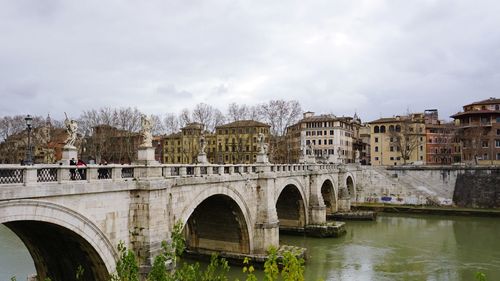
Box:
[356, 166, 500, 208]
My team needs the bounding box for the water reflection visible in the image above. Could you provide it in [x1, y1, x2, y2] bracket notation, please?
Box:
[1, 214, 499, 281]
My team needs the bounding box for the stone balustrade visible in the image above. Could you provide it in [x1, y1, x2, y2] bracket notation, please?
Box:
[0, 163, 342, 186]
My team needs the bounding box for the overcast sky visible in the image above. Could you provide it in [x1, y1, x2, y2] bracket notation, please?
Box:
[1, 0, 499, 122]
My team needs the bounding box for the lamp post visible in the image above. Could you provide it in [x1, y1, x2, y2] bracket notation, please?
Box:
[25, 114, 33, 165]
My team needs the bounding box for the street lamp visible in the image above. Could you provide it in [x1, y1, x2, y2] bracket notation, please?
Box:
[24, 114, 33, 165]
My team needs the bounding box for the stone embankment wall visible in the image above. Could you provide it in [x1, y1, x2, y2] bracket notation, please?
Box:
[356, 166, 500, 207]
[453, 169, 500, 208]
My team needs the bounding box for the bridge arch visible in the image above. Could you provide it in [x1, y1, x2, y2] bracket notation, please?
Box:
[275, 182, 308, 228]
[179, 186, 253, 254]
[320, 178, 338, 214]
[339, 172, 357, 200]
[0, 200, 116, 281]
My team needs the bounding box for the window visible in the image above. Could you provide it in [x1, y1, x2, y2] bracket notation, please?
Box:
[375, 146, 379, 152]
[389, 125, 395, 132]
[390, 146, 394, 152]
[497, 153, 500, 160]
[496, 140, 500, 147]
[375, 137, 379, 143]
[420, 145, 423, 151]
[375, 157, 379, 161]
[497, 129, 500, 135]
[390, 137, 394, 142]
[306, 140, 310, 145]
[374, 126, 380, 133]
[318, 140, 322, 145]
[329, 139, 333, 145]
[390, 157, 394, 160]
[318, 131, 322, 136]
[396, 125, 401, 132]
[482, 141, 489, 148]
[380, 126, 386, 133]
[330, 130, 334, 135]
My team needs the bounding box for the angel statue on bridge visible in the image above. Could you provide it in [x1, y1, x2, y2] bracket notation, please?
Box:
[257, 133, 269, 155]
[140, 114, 153, 147]
[64, 113, 78, 148]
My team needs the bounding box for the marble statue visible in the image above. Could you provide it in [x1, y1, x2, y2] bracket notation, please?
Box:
[140, 114, 153, 147]
[257, 133, 268, 154]
[64, 113, 78, 147]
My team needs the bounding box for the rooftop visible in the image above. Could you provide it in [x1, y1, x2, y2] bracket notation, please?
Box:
[216, 120, 270, 128]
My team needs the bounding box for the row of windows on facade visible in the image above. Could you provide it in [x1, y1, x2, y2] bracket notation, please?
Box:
[165, 153, 256, 163]
[305, 139, 350, 146]
[165, 137, 259, 147]
[428, 137, 461, 144]
[305, 130, 352, 137]
[305, 149, 346, 156]
[305, 121, 353, 129]
[462, 139, 500, 148]
[165, 145, 259, 153]
[217, 128, 269, 135]
[373, 125, 424, 134]
[373, 136, 424, 143]
[428, 147, 460, 154]
[462, 117, 500, 124]
[374, 145, 424, 152]
[465, 153, 500, 161]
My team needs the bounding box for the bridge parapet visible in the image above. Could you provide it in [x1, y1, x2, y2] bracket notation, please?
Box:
[0, 163, 342, 187]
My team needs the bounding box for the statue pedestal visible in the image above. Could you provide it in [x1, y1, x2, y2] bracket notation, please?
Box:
[197, 153, 208, 164]
[300, 155, 316, 164]
[256, 153, 269, 164]
[59, 146, 77, 165]
[136, 147, 158, 165]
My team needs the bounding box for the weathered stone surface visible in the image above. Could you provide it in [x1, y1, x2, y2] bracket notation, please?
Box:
[453, 169, 500, 208]
[305, 222, 346, 238]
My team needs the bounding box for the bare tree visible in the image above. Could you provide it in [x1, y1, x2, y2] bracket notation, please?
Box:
[388, 118, 424, 165]
[259, 100, 302, 136]
[179, 108, 191, 128]
[150, 114, 165, 136]
[227, 103, 249, 122]
[163, 113, 180, 134]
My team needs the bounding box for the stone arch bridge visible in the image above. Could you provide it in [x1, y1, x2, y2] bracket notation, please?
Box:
[0, 163, 359, 280]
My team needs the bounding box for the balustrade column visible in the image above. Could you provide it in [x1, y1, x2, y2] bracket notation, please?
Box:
[23, 167, 37, 185]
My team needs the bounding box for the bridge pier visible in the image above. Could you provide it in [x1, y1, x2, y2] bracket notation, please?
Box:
[253, 168, 280, 254]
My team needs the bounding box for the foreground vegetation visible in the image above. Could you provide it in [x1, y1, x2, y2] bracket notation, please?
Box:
[111, 222, 306, 281]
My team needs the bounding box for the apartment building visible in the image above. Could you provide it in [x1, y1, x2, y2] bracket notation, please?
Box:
[369, 113, 427, 166]
[286, 112, 358, 164]
[215, 120, 270, 164]
[451, 97, 500, 164]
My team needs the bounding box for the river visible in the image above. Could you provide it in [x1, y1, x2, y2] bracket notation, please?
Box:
[1, 213, 499, 281]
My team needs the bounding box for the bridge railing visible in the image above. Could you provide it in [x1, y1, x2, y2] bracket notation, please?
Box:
[0, 163, 342, 186]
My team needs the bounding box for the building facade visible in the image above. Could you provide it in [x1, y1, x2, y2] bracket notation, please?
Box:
[369, 113, 427, 166]
[215, 120, 270, 164]
[162, 123, 217, 164]
[425, 123, 461, 165]
[286, 112, 358, 164]
[451, 97, 500, 165]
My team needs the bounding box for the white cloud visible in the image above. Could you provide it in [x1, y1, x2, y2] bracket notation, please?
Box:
[0, 0, 499, 122]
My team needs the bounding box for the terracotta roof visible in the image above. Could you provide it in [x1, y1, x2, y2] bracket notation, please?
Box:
[464, 97, 500, 107]
[451, 110, 500, 118]
[216, 120, 270, 128]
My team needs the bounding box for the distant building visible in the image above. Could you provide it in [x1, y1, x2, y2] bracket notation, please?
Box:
[215, 120, 270, 164]
[81, 125, 141, 164]
[451, 97, 500, 165]
[0, 116, 66, 164]
[369, 113, 427, 166]
[286, 112, 358, 164]
[162, 123, 216, 164]
[425, 122, 461, 165]
[358, 124, 371, 165]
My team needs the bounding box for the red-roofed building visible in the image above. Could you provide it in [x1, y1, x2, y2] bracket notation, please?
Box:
[451, 97, 500, 164]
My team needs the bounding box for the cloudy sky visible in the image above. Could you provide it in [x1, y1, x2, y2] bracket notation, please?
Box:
[1, 0, 499, 122]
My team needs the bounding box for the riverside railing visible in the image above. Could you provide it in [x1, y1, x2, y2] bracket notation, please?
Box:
[0, 163, 340, 186]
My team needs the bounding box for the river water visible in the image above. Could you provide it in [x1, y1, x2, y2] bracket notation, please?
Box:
[1, 213, 499, 281]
